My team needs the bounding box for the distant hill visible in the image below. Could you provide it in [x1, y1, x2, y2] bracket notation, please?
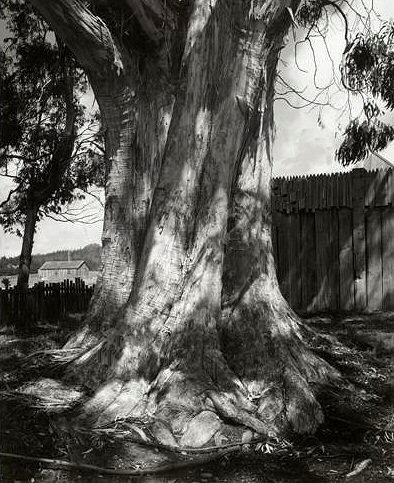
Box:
[0, 243, 102, 276]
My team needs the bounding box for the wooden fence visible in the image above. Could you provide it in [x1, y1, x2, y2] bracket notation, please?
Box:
[0, 278, 94, 326]
[272, 168, 394, 312]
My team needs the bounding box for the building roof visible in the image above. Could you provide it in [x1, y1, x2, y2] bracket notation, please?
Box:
[39, 260, 87, 270]
[363, 151, 394, 171]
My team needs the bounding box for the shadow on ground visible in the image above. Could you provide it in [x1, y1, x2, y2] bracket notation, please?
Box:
[0, 313, 393, 482]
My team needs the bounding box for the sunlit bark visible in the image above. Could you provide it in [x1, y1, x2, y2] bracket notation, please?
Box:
[31, 0, 340, 444]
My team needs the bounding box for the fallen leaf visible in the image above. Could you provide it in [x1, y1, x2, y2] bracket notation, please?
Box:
[346, 459, 372, 478]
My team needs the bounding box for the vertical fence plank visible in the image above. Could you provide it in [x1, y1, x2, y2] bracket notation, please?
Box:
[307, 176, 312, 211]
[366, 208, 383, 310]
[315, 210, 331, 310]
[300, 211, 317, 311]
[365, 170, 375, 207]
[382, 207, 394, 310]
[271, 215, 279, 272]
[329, 209, 340, 310]
[277, 212, 289, 301]
[352, 169, 367, 310]
[287, 213, 301, 309]
[375, 170, 387, 207]
[338, 208, 355, 311]
[339, 173, 345, 207]
[388, 169, 394, 205]
[382, 169, 392, 206]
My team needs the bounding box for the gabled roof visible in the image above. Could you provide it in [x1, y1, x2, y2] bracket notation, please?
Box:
[39, 260, 86, 270]
[364, 151, 394, 171]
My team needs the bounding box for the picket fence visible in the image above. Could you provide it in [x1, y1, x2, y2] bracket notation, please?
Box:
[0, 278, 94, 326]
[272, 168, 394, 312]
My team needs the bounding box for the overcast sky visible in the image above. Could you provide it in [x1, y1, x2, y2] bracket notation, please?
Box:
[2, 1, 394, 257]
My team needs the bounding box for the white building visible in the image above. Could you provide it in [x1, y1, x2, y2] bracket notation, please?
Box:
[38, 260, 90, 283]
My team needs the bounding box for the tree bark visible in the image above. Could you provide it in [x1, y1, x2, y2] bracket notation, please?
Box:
[17, 203, 39, 291]
[67, 60, 175, 347]
[31, 0, 340, 445]
[217, 37, 340, 434]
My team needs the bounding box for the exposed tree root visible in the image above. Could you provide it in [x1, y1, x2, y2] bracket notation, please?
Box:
[56, 329, 338, 450]
[220, 289, 343, 436]
[65, 356, 268, 445]
[51, 279, 344, 449]
[0, 444, 242, 476]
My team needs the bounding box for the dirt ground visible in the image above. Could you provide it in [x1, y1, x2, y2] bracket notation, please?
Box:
[0, 312, 393, 483]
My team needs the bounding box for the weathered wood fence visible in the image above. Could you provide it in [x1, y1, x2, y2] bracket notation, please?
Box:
[0, 278, 94, 326]
[272, 168, 394, 312]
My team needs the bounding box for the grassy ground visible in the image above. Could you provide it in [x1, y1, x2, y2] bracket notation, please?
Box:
[0, 313, 393, 483]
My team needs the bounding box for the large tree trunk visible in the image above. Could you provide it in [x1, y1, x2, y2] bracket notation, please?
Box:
[31, 0, 340, 445]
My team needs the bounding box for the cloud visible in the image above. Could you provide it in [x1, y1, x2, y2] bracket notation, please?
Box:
[273, 97, 344, 176]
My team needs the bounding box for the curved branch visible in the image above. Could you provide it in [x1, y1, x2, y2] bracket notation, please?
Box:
[276, 74, 333, 108]
[29, 0, 123, 74]
[0, 187, 20, 209]
[80, 188, 105, 208]
[46, 212, 103, 224]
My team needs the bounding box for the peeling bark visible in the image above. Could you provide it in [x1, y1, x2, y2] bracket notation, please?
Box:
[31, 0, 340, 446]
[79, 73, 175, 335]
[220, 39, 341, 435]
[30, 0, 123, 74]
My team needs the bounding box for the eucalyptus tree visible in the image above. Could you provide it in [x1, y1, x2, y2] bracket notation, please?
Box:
[337, 18, 394, 164]
[0, 0, 104, 290]
[26, 0, 376, 446]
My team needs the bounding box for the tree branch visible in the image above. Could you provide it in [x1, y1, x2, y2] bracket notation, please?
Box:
[80, 188, 104, 208]
[0, 173, 18, 180]
[0, 186, 21, 213]
[29, 0, 123, 74]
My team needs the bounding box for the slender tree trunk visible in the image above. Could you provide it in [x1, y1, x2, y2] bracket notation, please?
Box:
[31, 0, 340, 445]
[17, 203, 39, 291]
